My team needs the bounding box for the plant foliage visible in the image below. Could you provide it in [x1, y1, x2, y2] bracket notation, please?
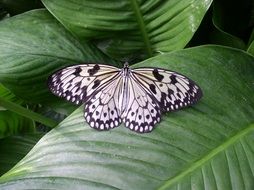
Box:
[0, 0, 253, 189]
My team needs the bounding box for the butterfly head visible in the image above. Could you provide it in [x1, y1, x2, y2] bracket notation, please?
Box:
[123, 62, 129, 68]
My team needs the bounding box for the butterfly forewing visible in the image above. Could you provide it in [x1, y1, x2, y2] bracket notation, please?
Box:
[132, 68, 202, 112]
[48, 64, 120, 105]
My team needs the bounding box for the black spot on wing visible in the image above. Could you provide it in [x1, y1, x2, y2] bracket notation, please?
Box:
[170, 75, 177, 84]
[94, 64, 100, 71]
[168, 89, 174, 95]
[92, 79, 101, 89]
[153, 68, 164, 81]
[88, 64, 100, 76]
[149, 84, 156, 94]
[73, 67, 82, 75]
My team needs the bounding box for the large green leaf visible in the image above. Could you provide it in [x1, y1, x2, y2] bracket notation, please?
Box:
[0, 9, 114, 103]
[0, 46, 254, 189]
[42, 0, 213, 58]
[0, 133, 44, 176]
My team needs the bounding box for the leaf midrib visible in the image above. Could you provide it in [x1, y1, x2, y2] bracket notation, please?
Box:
[129, 0, 152, 57]
[158, 123, 254, 190]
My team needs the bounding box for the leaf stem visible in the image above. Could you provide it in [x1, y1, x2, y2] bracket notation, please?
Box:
[130, 0, 153, 57]
[0, 97, 58, 128]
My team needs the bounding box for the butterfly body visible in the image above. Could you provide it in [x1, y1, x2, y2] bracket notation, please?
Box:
[48, 63, 202, 133]
[118, 63, 130, 115]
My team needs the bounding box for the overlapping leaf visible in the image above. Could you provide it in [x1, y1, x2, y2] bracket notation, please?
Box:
[0, 133, 43, 175]
[210, 0, 253, 50]
[0, 0, 43, 15]
[0, 46, 253, 189]
[0, 84, 34, 138]
[42, 0, 213, 57]
[0, 9, 114, 103]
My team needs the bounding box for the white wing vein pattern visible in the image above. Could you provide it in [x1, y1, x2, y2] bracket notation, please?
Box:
[84, 72, 122, 130]
[48, 64, 202, 133]
[132, 68, 202, 112]
[121, 73, 161, 133]
[48, 64, 119, 105]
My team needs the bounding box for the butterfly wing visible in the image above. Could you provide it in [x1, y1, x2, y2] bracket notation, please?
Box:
[84, 72, 123, 130]
[48, 64, 120, 104]
[48, 63, 202, 133]
[131, 68, 203, 112]
[121, 74, 161, 133]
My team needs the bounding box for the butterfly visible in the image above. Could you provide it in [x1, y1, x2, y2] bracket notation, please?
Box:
[48, 63, 202, 133]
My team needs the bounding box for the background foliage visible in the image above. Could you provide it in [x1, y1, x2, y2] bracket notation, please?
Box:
[0, 0, 253, 189]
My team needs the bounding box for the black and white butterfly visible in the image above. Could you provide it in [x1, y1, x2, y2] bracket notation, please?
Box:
[48, 63, 202, 133]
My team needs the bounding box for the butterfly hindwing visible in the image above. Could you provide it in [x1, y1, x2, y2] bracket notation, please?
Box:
[121, 74, 161, 133]
[84, 73, 123, 130]
[132, 68, 202, 112]
[48, 64, 120, 105]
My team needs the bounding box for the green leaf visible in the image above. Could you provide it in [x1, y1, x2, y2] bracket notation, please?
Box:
[247, 29, 254, 55]
[248, 29, 254, 46]
[209, 27, 246, 50]
[0, 5, 8, 20]
[42, 0, 213, 57]
[247, 40, 254, 56]
[212, 0, 252, 37]
[0, 96, 58, 129]
[0, 84, 23, 109]
[0, 0, 43, 15]
[0, 46, 254, 189]
[0, 133, 44, 176]
[0, 84, 35, 138]
[210, 0, 252, 50]
[0, 9, 114, 104]
[0, 111, 35, 139]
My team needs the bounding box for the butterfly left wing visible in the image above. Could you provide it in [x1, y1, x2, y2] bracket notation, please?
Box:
[48, 64, 120, 104]
[131, 68, 202, 112]
[84, 72, 123, 130]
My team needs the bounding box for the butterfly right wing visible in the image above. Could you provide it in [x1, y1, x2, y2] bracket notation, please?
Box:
[121, 74, 161, 133]
[132, 68, 202, 112]
[48, 64, 120, 104]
